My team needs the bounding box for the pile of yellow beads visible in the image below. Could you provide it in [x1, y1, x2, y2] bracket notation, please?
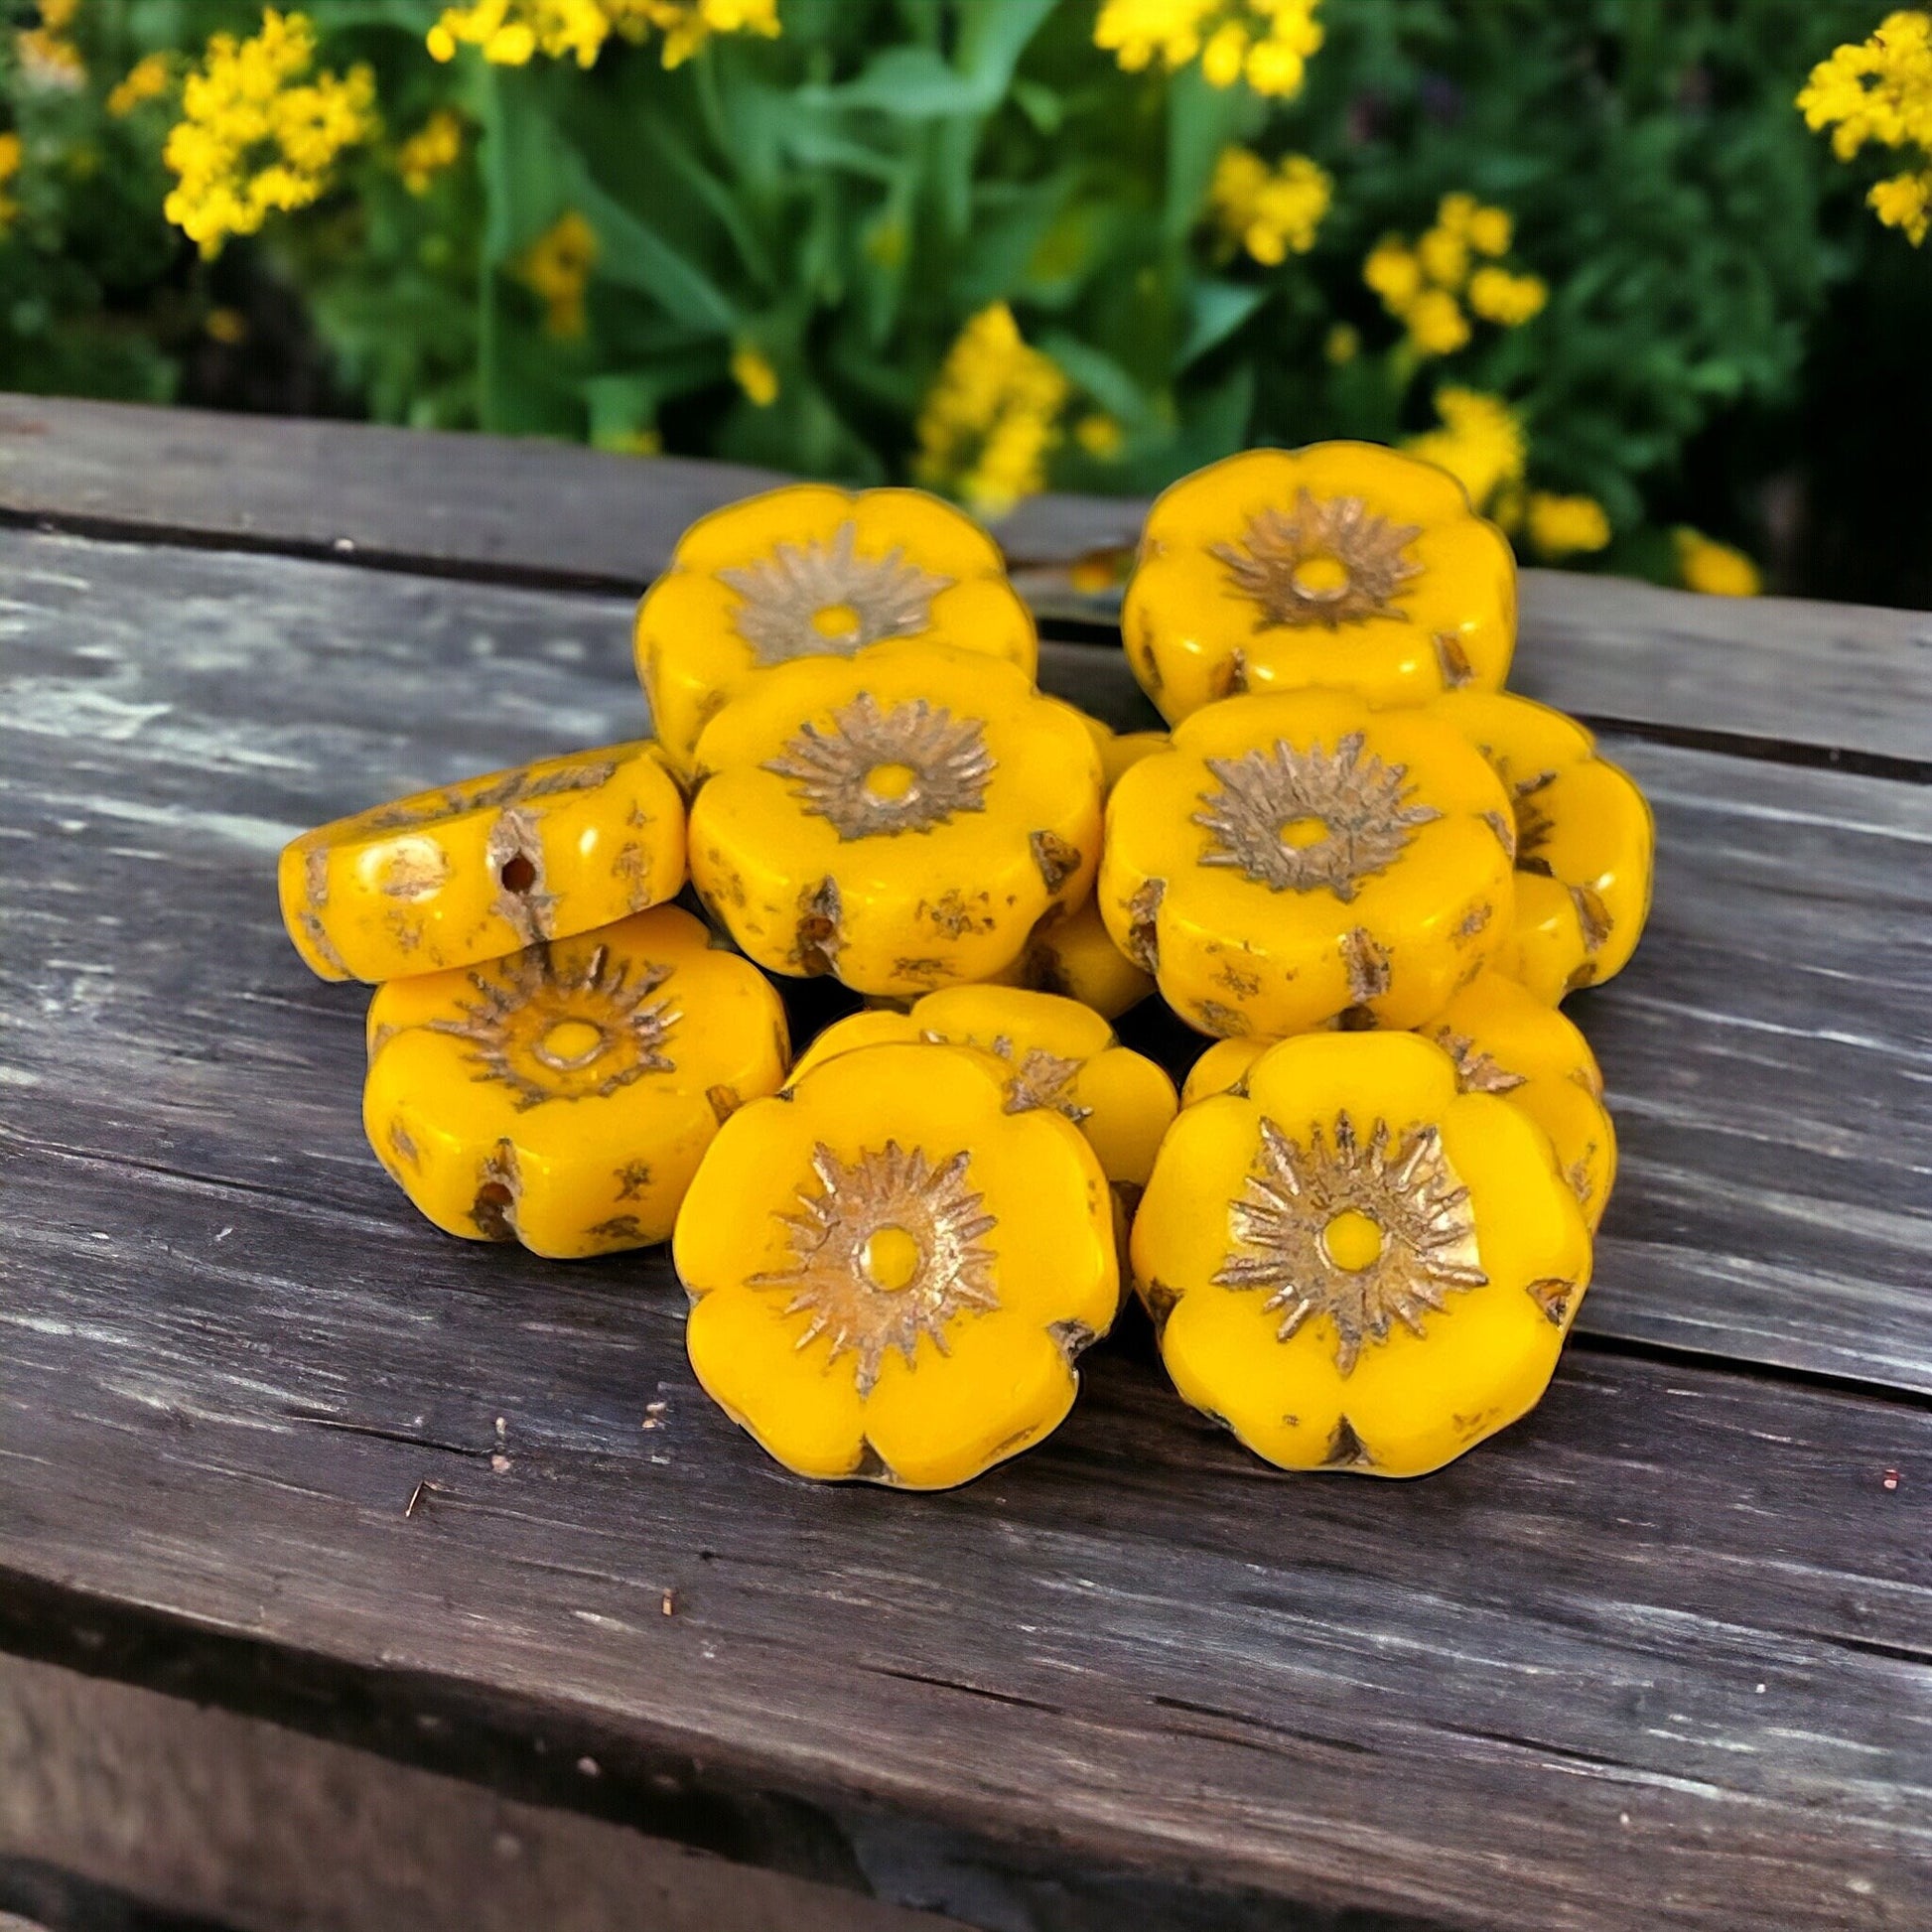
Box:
[280, 455, 1652, 1489]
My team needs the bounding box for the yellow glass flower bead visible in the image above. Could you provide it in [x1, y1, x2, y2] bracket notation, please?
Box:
[1179, 968, 1617, 1232]
[1123, 442, 1516, 723]
[687, 639, 1104, 999]
[362, 905, 788, 1258]
[1134, 1031, 1592, 1477]
[280, 741, 684, 984]
[1100, 689, 1515, 1037]
[999, 895, 1155, 1019]
[996, 711, 1168, 1016]
[634, 483, 1038, 775]
[791, 985, 1178, 1199]
[1074, 708, 1173, 791]
[1429, 690, 1654, 1001]
[675, 1040, 1119, 1488]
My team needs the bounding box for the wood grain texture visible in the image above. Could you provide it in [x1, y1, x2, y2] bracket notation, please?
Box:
[4, 393, 1928, 760]
[2, 530, 1925, 1390]
[0, 1652, 959, 1932]
[2, 528, 1928, 1929]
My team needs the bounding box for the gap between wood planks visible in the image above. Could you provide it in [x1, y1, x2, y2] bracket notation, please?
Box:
[5, 505, 1925, 788]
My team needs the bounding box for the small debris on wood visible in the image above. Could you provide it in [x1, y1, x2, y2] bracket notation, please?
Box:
[1881, 1467, 1900, 1490]
[576, 1754, 601, 1778]
[404, 1478, 449, 1518]
[661, 1588, 677, 1616]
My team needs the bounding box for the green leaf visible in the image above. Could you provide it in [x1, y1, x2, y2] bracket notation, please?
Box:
[1179, 279, 1269, 367]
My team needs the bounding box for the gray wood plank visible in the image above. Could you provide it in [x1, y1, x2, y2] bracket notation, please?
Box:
[1, 529, 1925, 1394]
[0, 1651, 959, 1932]
[3, 395, 1927, 762]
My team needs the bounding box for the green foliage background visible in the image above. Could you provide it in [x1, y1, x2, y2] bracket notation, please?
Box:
[2, 0, 1924, 599]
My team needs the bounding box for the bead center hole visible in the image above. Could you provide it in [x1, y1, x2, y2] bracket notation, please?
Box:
[534, 1018, 609, 1072]
[1291, 554, 1351, 601]
[1278, 813, 1330, 851]
[1320, 1209, 1384, 1273]
[499, 851, 537, 894]
[864, 761, 919, 802]
[812, 601, 862, 640]
[861, 1224, 922, 1293]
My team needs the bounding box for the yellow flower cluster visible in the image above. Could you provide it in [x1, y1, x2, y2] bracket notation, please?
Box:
[1095, 0, 1322, 99]
[521, 210, 598, 338]
[107, 53, 174, 118]
[1799, 10, 1932, 244]
[1403, 386, 1525, 512]
[914, 303, 1070, 517]
[163, 11, 376, 259]
[1525, 492, 1611, 559]
[0, 132, 20, 235]
[1364, 193, 1546, 357]
[16, 0, 85, 92]
[428, 0, 779, 71]
[1675, 528, 1762, 597]
[396, 109, 464, 195]
[1208, 146, 1331, 264]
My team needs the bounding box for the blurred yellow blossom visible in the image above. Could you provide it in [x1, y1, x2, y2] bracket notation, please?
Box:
[915, 302, 1068, 516]
[1096, 0, 1321, 100]
[1404, 288, 1471, 356]
[521, 210, 598, 337]
[1208, 146, 1330, 263]
[397, 109, 464, 194]
[1467, 265, 1548, 326]
[1323, 322, 1358, 364]
[732, 345, 779, 406]
[1366, 193, 1542, 355]
[1405, 388, 1526, 510]
[206, 307, 249, 345]
[1362, 237, 1423, 310]
[17, 0, 86, 90]
[1799, 11, 1932, 243]
[0, 132, 20, 233]
[1526, 492, 1610, 558]
[1075, 412, 1125, 458]
[429, 0, 779, 70]
[1467, 206, 1512, 256]
[107, 53, 174, 117]
[163, 11, 377, 259]
[1675, 529, 1762, 596]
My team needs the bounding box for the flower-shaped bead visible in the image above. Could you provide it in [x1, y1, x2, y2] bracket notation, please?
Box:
[363, 905, 787, 1258]
[635, 483, 1038, 775]
[280, 741, 684, 983]
[999, 896, 1155, 1019]
[1428, 690, 1654, 1001]
[994, 713, 1169, 1016]
[1124, 442, 1516, 723]
[676, 1040, 1119, 1488]
[1101, 689, 1515, 1036]
[1135, 1031, 1592, 1476]
[1181, 968, 1616, 1231]
[688, 640, 1103, 999]
[791, 985, 1178, 1200]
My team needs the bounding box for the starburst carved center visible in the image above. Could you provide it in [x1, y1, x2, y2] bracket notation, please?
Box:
[720, 522, 953, 666]
[753, 1142, 1000, 1395]
[431, 942, 677, 1109]
[765, 693, 995, 840]
[1213, 1112, 1487, 1375]
[1211, 490, 1423, 630]
[1192, 733, 1441, 899]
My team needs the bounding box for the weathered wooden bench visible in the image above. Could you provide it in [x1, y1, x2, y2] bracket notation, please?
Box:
[0, 395, 1926, 1932]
